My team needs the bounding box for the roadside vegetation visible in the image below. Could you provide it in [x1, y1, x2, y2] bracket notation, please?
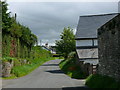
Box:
[1, 1, 56, 79]
[56, 27, 87, 79]
[85, 74, 120, 88]
[2, 46, 56, 79]
[59, 52, 87, 79]
[55, 27, 76, 59]
[2, 1, 37, 58]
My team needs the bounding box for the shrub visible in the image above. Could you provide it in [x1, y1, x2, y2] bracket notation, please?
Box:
[13, 59, 21, 66]
[59, 52, 87, 79]
[2, 57, 15, 62]
[85, 74, 120, 88]
[67, 52, 76, 60]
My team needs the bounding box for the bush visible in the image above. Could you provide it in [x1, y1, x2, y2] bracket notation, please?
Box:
[67, 52, 76, 60]
[59, 52, 87, 79]
[2, 57, 15, 62]
[13, 59, 21, 66]
[85, 74, 120, 88]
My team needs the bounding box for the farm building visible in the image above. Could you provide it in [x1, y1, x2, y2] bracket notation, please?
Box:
[98, 13, 120, 80]
[75, 13, 118, 75]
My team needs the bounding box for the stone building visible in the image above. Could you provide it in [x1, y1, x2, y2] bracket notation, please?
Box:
[75, 13, 118, 75]
[98, 13, 120, 81]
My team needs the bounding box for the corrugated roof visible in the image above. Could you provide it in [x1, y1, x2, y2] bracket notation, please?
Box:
[75, 13, 118, 39]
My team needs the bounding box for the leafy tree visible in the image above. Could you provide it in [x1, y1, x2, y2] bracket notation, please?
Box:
[2, 1, 38, 58]
[9, 17, 22, 38]
[29, 33, 37, 46]
[55, 27, 76, 59]
[2, 1, 12, 33]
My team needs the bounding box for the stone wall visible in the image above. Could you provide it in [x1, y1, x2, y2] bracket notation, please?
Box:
[98, 14, 120, 81]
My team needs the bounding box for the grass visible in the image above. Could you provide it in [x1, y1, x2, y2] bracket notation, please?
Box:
[59, 59, 87, 79]
[85, 74, 120, 88]
[3, 57, 57, 79]
[2, 46, 59, 79]
[2, 74, 17, 79]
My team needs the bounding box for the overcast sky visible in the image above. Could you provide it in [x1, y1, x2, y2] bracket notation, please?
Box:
[7, 1, 119, 46]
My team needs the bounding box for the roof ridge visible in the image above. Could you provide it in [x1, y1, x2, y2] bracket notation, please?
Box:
[80, 13, 119, 17]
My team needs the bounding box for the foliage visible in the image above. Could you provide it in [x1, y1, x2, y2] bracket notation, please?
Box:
[55, 27, 76, 59]
[2, 74, 17, 79]
[2, 1, 12, 33]
[2, 1, 37, 58]
[2, 56, 16, 62]
[11, 58, 54, 77]
[2, 46, 55, 78]
[85, 74, 120, 88]
[31, 46, 52, 59]
[1, 1, 57, 79]
[59, 52, 87, 79]
[67, 51, 76, 60]
[1, 1, 56, 79]
[11, 48, 54, 78]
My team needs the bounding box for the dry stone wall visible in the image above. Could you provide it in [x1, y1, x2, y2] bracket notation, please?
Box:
[98, 14, 120, 81]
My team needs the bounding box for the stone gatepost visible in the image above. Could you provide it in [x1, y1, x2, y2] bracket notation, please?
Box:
[2, 62, 12, 77]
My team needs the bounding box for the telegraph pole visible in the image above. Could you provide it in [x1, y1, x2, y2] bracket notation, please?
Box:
[40, 40, 42, 46]
[15, 13, 17, 20]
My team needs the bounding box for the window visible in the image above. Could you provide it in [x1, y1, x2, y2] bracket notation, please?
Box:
[76, 40, 92, 46]
[94, 39, 98, 46]
[76, 39, 98, 47]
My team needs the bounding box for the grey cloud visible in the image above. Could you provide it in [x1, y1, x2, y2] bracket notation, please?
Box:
[8, 2, 118, 45]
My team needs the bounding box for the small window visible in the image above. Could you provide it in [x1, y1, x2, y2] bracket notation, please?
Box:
[94, 39, 98, 46]
[76, 40, 92, 47]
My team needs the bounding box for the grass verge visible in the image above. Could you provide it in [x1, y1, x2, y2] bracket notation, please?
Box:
[59, 59, 87, 79]
[85, 74, 120, 88]
[3, 57, 57, 79]
[2, 74, 17, 79]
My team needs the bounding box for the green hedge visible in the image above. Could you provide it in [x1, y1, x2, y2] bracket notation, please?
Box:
[85, 74, 120, 88]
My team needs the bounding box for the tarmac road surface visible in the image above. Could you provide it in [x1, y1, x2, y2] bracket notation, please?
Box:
[2, 59, 87, 89]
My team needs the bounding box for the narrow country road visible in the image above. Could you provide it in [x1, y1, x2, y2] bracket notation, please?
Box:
[2, 59, 87, 89]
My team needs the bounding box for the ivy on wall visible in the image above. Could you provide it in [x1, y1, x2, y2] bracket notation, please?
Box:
[2, 1, 38, 58]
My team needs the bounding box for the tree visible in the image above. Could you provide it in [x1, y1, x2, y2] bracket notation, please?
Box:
[2, 1, 12, 33]
[55, 27, 76, 59]
[1, 1, 38, 58]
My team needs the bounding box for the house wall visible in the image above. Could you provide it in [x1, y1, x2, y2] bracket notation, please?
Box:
[76, 48, 98, 59]
[98, 14, 120, 81]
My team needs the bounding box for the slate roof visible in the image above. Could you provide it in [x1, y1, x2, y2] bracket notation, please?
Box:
[75, 13, 118, 39]
[76, 48, 98, 59]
